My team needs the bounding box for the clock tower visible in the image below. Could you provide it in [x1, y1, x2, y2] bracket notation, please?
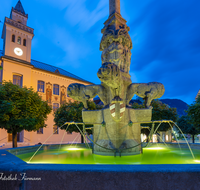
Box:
[1, 0, 34, 63]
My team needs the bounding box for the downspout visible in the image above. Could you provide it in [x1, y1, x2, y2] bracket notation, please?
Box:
[0, 57, 3, 82]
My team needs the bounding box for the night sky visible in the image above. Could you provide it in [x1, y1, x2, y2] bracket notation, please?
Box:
[0, 0, 200, 105]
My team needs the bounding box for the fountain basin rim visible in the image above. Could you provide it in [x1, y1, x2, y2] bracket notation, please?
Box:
[93, 150, 142, 156]
[1, 148, 200, 173]
[2, 143, 200, 170]
[5, 142, 200, 155]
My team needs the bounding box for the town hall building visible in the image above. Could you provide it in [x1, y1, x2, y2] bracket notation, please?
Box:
[0, 1, 92, 148]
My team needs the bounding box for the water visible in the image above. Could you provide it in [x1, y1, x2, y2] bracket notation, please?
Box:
[19, 120, 199, 165]
[16, 144, 200, 165]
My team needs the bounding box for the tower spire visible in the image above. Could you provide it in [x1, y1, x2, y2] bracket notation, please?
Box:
[109, 0, 120, 16]
[14, 0, 26, 15]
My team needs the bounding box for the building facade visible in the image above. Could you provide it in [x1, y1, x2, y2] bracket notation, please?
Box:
[0, 1, 91, 148]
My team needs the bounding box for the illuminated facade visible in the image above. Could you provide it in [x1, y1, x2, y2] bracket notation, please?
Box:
[0, 1, 91, 147]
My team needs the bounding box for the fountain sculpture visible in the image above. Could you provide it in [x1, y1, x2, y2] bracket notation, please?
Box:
[67, 0, 165, 156]
[1, 2, 200, 190]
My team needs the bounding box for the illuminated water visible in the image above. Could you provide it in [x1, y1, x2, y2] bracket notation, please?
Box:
[16, 144, 200, 164]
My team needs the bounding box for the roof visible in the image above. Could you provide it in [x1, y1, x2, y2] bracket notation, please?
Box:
[0, 50, 90, 83]
[31, 59, 90, 83]
[14, 0, 25, 15]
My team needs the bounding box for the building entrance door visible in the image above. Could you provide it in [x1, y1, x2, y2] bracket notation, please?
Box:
[8, 131, 24, 142]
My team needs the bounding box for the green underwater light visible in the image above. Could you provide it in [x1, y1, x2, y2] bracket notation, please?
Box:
[66, 147, 86, 151]
[15, 144, 200, 165]
[145, 147, 165, 150]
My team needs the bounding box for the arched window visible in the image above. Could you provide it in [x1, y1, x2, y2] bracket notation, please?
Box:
[12, 35, 15, 42]
[23, 39, 26, 46]
[53, 103, 59, 112]
[37, 128, 43, 134]
[38, 80, 45, 93]
[13, 74, 23, 87]
[17, 37, 21, 45]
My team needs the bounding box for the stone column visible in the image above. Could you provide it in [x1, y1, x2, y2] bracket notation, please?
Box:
[82, 108, 152, 156]
[109, 0, 120, 15]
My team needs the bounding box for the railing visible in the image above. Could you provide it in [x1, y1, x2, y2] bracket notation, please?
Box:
[5, 17, 34, 34]
[24, 137, 30, 142]
[0, 137, 7, 148]
[0, 137, 7, 142]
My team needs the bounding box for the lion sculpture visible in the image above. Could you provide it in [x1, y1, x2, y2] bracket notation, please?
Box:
[97, 62, 122, 89]
[127, 82, 165, 108]
[97, 62, 123, 101]
[67, 83, 107, 109]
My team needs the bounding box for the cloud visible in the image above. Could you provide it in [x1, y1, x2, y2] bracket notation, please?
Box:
[1, 0, 200, 104]
[41, 0, 108, 32]
[128, 0, 200, 104]
[63, 0, 108, 32]
[48, 25, 91, 68]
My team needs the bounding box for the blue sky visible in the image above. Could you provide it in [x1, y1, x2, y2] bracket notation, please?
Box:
[0, 0, 200, 105]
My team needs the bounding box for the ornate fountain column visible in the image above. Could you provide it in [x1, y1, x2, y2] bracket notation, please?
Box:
[109, 0, 120, 15]
[67, 0, 165, 156]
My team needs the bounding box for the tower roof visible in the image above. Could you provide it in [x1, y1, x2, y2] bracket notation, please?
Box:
[14, 0, 25, 15]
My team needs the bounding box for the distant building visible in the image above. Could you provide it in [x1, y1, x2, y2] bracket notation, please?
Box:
[0, 1, 91, 147]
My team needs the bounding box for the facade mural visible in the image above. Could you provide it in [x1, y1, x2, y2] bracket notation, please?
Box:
[46, 82, 52, 104]
[60, 85, 67, 104]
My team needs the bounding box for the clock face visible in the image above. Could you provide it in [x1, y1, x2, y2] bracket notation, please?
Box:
[14, 47, 23, 56]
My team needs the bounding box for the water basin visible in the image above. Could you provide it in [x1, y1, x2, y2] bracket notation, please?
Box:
[11, 144, 200, 165]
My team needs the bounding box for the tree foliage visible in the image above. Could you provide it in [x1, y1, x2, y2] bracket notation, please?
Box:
[187, 96, 200, 131]
[0, 81, 52, 147]
[177, 115, 200, 143]
[54, 101, 103, 142]
[132, 99, 178, 135]
[177, 96, 200, 143]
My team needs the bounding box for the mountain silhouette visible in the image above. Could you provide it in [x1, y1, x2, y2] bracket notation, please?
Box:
[94, 97, 188, 116]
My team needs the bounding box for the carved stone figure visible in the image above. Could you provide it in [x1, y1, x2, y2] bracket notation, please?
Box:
[60, 86, 66, 104]
[126, 82, 165, 108]
[46, 83, 52, 104]
[97, 62, 127, 103]
[100, 29, 132, 74]
[67, 83, 107, 109]
[97, 62, 122, 89]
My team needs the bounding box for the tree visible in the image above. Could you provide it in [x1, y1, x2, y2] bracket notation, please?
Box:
[177, 115, 200, 143]
[132, 99, 178, 137]
[54, 101, 103, 143]
[187, 96, 200, 131]
[0, 81, 52, 148]
[178, 95, 200, 143]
